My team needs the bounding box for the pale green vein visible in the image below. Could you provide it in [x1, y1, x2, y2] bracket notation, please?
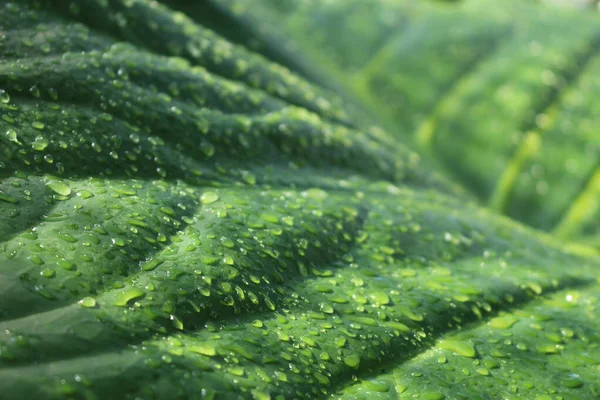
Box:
[414, 63, 483, 151]
[489, 131, 542, 211]
[553, 167, 600, 238]
[412, 30, 507, 151]
[489, 42, 600, 213]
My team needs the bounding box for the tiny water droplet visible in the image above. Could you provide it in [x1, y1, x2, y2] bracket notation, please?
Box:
[200, 140, 215, 157]
[170, 315, 184, 330]
[47, 87, 58, 100]
[29, 85, 40, 98]
[241, 171, 256, 185]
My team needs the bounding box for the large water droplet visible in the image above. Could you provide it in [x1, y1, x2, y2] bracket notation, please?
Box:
[439, 340, 476, 358]
[343, 354, 360, 368]
[189, 344, 216, 356]
[200, 191, 219, 204]
[5, 128, 20, 144]
[560, 373, 584, 388]
[46, 180, 71, 196]
[32, 136, 49, 151]
[114, 288, 145, 306]
[79, 297, 97, 308]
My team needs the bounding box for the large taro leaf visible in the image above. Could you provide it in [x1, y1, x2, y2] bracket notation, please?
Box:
[203, 0, 600, 246]
[0, 1, 599, 400]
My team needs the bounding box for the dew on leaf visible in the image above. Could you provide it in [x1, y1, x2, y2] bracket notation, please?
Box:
[439, 340, 476, 358]
[32, 121, 45, 130]
[0, 191, 17, 204]
[343, 354, 360, 368]
[114, 288, 145, 306]
[189, 344, 216, 357]
[560, 373, 584, 389]
[489, 315, 518, 329]
[0, 89, 9, 103]
[78, 297, 96, 308]
[32, 136, 49, 151]
[40, 268, 55, 278]
[46, 180, 71, 196]
[5, 128, 21, 144]
[200, 191, 219, 204]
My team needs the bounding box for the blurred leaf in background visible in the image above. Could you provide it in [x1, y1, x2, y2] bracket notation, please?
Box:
[0, 1, 599, 399]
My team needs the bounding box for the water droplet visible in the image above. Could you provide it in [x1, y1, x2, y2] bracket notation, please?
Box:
[200, 140, 215, 157]
[560, 373, 584, 388]
[250, 389, 271, 400]
[439, 340, 476, 358]
[319, 303, 334, 314]
[46, 180, 71, 196]
[57, 233, 78, 243]
[264, 295, 276, 311]
[5, 128, 20, 144]
[343, 354, 360, 368]
[421, 393, 445, 400]
[241, 171, 256, 185]
[41, 268, 55, 278]
[29, 85, 40, 98]
[369, 291, 390, 306]
[281, 216, 294, 226]
[364, 380, 390, 393]
[114, 288, 145, 306]
[189, 344, 216, 356]
[386, 321, 410, 333]
[57, 260, 75, 270]
[310, 372, 328, 385]
[28, 255, 44, 266]
[228, 366, 245, 377]
[301, 336, 317, 347]
[170, 315, 184, 330]
[200, 191, 219, 204]
[251, 320, 263, 328]
[0, 89, 10, 103]
[220, 237, 235, 248]
[537, 343, 559, 354]
[0, 191, 17, 204]
[32, 136, 49, 151]
[47, 87, 58, 100]
[79, 297, 96, 308]
[489, 315, 518, 329]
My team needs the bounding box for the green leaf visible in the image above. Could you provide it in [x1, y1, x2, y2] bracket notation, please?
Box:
[0, 1, 599, 399]
[210, 0, 600, 244]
